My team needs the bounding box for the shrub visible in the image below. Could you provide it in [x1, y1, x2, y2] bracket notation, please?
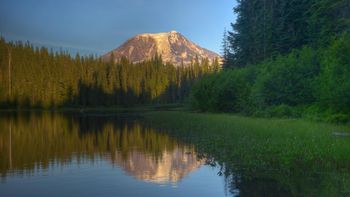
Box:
[191, 34, 350, 123]
[251, 47, 319, 108]
[316, 33, 350, 115]
[191, 67, 255, 113]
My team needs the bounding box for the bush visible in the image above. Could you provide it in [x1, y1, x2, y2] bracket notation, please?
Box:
[190, 75, 216, 111]
[326, 114, 350, 124]
[251, 47, 319, 108]
[191, 34, 350, 123]
[191, 67, 255, 113]
[316, 33, 350, 115]
[266, 105, 300, 118]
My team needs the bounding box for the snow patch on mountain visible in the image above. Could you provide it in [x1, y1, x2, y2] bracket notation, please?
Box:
[103, 31, 221, 66]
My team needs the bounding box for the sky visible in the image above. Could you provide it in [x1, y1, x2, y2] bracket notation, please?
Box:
[0, 0, 237, 56]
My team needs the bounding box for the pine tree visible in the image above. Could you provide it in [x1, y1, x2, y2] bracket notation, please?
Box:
[221, 28, 231, 69]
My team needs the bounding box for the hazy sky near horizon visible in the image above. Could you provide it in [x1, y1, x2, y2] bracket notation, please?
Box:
[0, 0, 236, 55]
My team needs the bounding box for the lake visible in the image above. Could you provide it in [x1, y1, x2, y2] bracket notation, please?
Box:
[0, 112, 233, 197]
[1, 111, 349, 197]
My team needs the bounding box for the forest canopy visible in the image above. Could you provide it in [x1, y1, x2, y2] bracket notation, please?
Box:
[0, 38, 220, 108]
[193, 0, 350, 122]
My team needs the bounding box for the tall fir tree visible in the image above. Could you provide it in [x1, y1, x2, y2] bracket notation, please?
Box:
[226, 0, 350, 68]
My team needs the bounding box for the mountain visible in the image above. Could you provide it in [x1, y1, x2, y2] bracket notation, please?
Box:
[102, 31, 220, 66]
[112, 146, 203, 184]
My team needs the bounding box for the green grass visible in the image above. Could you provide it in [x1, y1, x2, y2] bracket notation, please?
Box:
[144, 111, 350, 173]
[144, 111, 350, 195]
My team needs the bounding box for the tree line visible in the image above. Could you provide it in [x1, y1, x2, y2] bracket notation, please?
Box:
[222, 0, 349, 68]
[0, 38, 220, 108]
[193, 0, 350, 122]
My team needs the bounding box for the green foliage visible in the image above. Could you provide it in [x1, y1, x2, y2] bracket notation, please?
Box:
[257, 104, 301, 118]
[316, 33, 350, 114]
[214, 0, 350, 122]
[191, 34, 350, 122]
[224, 0, 350, 68]
[252, 47, 319, 108]
[326, 114, 350, 124]
[145, 111, 350, 196]
[190, 75, 216, 111]
[0, 39, 218, 108]
[191, 67, 255, 113]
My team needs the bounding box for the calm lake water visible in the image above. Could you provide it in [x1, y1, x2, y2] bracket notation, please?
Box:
[0, 112, 234, 197]
[1, 112, 349, 196]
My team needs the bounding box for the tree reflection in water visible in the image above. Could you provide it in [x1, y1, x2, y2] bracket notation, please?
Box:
[1, 112, 349, 196]
[0, 112, 203, 185]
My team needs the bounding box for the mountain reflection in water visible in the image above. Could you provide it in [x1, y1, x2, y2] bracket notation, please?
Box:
[1, 112, 349, 196]
[0, 112, 203, 184]
[113, 147, 202, 184]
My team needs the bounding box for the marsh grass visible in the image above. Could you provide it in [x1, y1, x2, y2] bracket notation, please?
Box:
[144, 111, 350, 173]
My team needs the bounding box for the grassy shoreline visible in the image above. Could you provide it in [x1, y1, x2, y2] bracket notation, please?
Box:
[0, 104, 186, 113]
[1, 108, 350, 194]
[143, 111, 350, 173]
[2, 106, 349, 172]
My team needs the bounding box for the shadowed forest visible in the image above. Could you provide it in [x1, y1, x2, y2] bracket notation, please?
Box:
[192, 0, 350, 123]
[0, 39, 220, 108]
[1, 0, 349, 124]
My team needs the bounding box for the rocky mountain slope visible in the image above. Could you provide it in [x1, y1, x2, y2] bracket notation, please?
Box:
[103, 31, 220, 66]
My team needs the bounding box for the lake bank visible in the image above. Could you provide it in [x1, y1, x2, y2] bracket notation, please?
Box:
[2, 107, 350, 172]
[144, 111, 350, 172]
[1, 109, 350, 195]
[144, 111, 350, 195]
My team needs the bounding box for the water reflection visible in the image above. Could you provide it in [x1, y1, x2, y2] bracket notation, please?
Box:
[113, 147, 202, 184]
[0, 112, 202, 185]
[3, 112, 347, 196]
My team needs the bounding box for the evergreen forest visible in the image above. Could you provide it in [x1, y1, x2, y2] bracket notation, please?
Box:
[0, 38, 220, 108]
[192, 0, 350, 122]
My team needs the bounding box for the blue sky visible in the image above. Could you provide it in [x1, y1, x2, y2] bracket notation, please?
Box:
[0, 0, 236, 55]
